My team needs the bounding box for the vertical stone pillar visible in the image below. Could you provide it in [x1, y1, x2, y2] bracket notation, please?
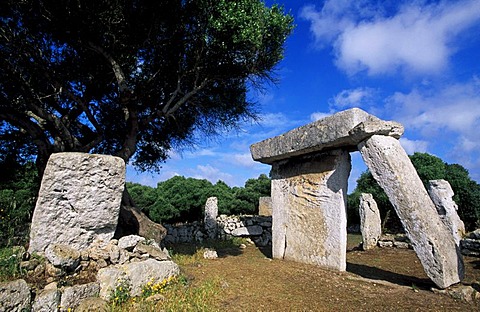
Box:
[258, 197, 272, 216]
[359, 193, 382, 250]
[359, 135, 464, 288]
[428, 179, 465, 246]
[204, 197, 218, 239]
[271, 149, 351, 271]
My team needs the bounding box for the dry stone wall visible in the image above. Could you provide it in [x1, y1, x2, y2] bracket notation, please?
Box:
[163, 215, 273, 247]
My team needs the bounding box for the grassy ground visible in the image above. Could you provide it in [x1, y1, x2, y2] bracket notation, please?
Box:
[1, 235, 479, 311]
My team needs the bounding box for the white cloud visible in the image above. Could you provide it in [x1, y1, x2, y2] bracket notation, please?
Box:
[230, 153, 256, 168]
[399, 138, 428, 155]
[193, 164, 235, 185]
[301, 0, 480, 76]
[330, 87, 376, 109]
[310, 112, 331, 121]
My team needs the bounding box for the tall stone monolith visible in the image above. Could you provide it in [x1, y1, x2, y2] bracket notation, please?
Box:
[359, 135, 464, 288]
[29, 153, 125, 253]
[271, 149, 351, 271]
[428, 179, 465, 246]
[204, 197, 218, 239]
[359, 193, 381, 250]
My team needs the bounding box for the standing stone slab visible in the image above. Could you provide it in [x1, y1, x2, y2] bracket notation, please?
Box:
[359, 135, 464, 288]
[359, 193, 382, 250]
[428, 179, 466, 246]
[271, 149, 350, 271]
[204, 197, 218, 238]
[29, 152, 126, 253]
[258, 197, 273, 216]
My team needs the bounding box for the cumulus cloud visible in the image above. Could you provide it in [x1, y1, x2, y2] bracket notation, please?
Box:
[310, 112, 331, 121]
[193, 164, 235, 185]
[399, 138, 429, 155]
[301, 0, 480, 75]
[329, 87, 376, 109]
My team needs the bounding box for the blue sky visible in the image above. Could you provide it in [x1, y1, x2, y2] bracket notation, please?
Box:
[127, 0, 480, 192]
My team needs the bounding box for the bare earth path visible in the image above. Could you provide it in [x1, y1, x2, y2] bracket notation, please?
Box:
[177, 236, 480, 311]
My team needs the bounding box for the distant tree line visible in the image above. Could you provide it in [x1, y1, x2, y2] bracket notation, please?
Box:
[347, 152, 480, 232]
[127, 174, 271, 224]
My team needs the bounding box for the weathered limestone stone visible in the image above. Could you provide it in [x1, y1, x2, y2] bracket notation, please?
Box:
[203, 248, 218, 259]
[75, 297, 109, 312]
[258, 197, 273, 216]
[428, 179, 465, 246]
[359, 135, 464, 288]
[359, 193, 382, 250]
[204, 197, 218, 238]
[231, 225, 263, 236]
[271, 149, 350, 271]
[32, 288, 61, 312]
[250, 108, 403, 164]
[134, 241, 169, 261]
[29, 153, 125, 253]
[45, 244, 81, 272]
[118, 234, 145, 251]
[0, 279, 31, 312]
[60, 282, 100, 311]
[97, 259, 179, 299]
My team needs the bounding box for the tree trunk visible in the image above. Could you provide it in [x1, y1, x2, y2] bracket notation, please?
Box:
[115, 187, 167, 244]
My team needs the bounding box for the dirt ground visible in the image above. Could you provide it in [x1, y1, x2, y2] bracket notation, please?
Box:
[177, 235, 480, 312]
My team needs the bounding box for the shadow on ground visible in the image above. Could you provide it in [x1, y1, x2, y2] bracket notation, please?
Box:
[346, 262, 434, 289]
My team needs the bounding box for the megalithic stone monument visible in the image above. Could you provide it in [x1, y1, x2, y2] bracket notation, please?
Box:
[250, 108, 464, 289]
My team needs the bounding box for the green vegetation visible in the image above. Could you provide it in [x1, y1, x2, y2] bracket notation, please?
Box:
[0, 246, 27, 282]
[0, 160, 39, 246]
[0, 0, 293, 175]
[127, 174, 271, 224]
[348, 152, 480, 232]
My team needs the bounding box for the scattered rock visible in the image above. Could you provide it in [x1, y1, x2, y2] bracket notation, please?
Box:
[75, 297, 109, 312]
[0, 279, 31, 312]
[32, 288, 61, 312]
[60, 282, 100, 311]
[231, 225, 263, 237]
[45, 244, 81, 272]
[203, 249, 218, 259]
[118, 235, 146, 251]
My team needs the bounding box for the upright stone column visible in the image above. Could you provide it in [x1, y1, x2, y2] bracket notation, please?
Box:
[258, 197, 273, 216]
[359, 135, 464, 288]
[204, 197, 218, 239]
[271, 149, 351, 271]
[29, 153, 125, 253]
[359, 193, 382, 250]
[428, 180, 465, 246]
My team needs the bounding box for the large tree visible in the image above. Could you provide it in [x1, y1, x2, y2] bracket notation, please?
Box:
[0, 0, 293, 174]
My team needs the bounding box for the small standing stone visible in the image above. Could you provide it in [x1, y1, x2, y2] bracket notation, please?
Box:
[204, 197, 218, 239]
[359, 193, 382, 250]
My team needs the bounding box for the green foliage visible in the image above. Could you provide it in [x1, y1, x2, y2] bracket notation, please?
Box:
[126, 174, 271, 224]
[348, 152, 480, 232]
[110, 278, 132, 306]
[0, 246, 27, 282]
[1, 0, 293, 174]
[0, 161, 39, 247]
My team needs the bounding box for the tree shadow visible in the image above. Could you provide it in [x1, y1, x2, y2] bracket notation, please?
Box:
[346, 262, 434, 289]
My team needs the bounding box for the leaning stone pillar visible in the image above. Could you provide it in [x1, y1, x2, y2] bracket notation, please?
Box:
[271, 149, 351, 271]
[359, 135, 464, 288]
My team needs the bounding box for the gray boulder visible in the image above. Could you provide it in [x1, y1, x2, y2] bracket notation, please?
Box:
[97, 259, 179, 299]
[59, 282, 100, 312]
[0, 279, 31, 312]
[45, 244, 81, 271]
[32, 288, 61, 312]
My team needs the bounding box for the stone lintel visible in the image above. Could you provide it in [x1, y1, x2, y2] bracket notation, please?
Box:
[250, 108, 404, 164]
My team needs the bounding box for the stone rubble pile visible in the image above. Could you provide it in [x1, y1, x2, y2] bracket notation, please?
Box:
[377, 234, 412, 249]
[0, 235, 179, 312]
[460, 229, 480, 257]
[163, 215, 273, 247]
